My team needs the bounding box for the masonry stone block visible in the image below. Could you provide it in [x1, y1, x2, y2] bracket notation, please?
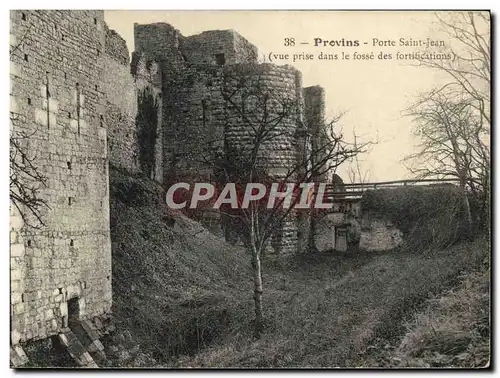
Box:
[11, 243, 24, 257]
[11, 267, 23, 281]
[60, 301, 68, 318]
[34, 108, 48, 126]
[10, 61, 21, 77]
[13, 302, 25, 315]
[49, 113, 57, 126]
[69, 119, 79, 132]
[10, 214, 23, 230]
[11, 292, 22, 305]
[40, 84, 48, 99]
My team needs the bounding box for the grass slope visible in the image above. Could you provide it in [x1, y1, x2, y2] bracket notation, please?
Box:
[109, 167, 252, 362]
[176, 239, 488, 367]
[109, 167, 489, 368]
[393, 261, 490, 368]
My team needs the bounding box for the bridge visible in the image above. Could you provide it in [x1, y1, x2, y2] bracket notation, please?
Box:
[315, 178, 461, 253]
[323, 178, 462, 201]
[316, 177, 462, 218]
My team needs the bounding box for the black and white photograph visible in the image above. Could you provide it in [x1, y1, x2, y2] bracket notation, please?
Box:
[8, 8, 491, 369]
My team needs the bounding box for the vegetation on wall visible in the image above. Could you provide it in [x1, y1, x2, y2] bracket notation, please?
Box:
[360, 185, 479, 253]
[136, 87, 159, 179]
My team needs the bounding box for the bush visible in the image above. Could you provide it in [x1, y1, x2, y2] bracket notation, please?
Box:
[394, 257, 490, 368]
[361, 186, 472, 252]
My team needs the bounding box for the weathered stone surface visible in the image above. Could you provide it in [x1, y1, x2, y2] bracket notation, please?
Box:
[10, 9, 112, 345]
[314, 213, 346, 251]
[58, 331, 99, 367]
[359, 216, 404, 252]
[10, 345, 29, 367]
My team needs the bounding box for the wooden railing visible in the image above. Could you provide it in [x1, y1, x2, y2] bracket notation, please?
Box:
[322, 178, 461, 201]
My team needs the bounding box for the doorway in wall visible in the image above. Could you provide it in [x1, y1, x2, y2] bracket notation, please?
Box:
[67, 297, 80, 326]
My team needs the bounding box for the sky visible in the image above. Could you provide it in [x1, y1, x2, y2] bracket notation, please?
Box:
[104, 10, 461, 183]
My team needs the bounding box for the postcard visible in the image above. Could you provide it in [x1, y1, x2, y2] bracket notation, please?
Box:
[9, 10, 491, 369]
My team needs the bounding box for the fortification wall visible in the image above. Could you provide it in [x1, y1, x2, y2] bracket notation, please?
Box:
[223, 63, 303, 255]
[161, 63, 225, 182]
[132, 53, 163, 181]
[304, 86, 327, 181]
[101, 33, 138, 173]
[102, 27, 162, 179]
[104, 24, 129, 65]
[181, 30, 259, 65]
[359, 214, 403, 252]
[134, 22, 196, 184]
[10, 10, 111, 345]
[134, 24, 259, 184]
[224, 63, 302, 177]
[135, 19, 307, 255]
[134, 22, 185, 72]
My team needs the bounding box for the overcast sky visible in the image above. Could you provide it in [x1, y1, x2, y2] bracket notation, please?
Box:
[105, 10, 460, 183]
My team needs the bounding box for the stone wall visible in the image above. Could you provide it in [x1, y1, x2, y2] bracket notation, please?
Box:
[134, 23, 259, 185]
[132, 53, 163, 181]
[223, 63, 303, 178]
[134, 22, 316, 256]
[313, 213, 345, 251]
[134, 22, 186, 74]
[9, 11, 336, 353]
[304, 86, 328, 181]
[359, 213, 403, 252]
[101, 29, 162, 179]
[104, 24, 129, 66]
[161, 63, 225, 182]
[101, 54, 138, 173]
[10, 9, 111, 345]
[223, 63, 304, 255]
[181, 30, 259, 65]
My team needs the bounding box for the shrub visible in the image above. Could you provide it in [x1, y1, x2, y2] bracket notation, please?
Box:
[361, 186, 472, 253]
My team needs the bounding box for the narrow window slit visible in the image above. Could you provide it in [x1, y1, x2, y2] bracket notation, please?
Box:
[76, 83, 81, 135]
[45, 71, 50, 128]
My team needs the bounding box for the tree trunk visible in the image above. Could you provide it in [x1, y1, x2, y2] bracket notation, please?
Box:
[308, 214, 317, 251]
[459, 178, 473, 238]
[251, 245, 264, 338]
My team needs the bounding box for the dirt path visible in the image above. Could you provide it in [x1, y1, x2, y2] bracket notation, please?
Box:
[178, 239, 486, 367]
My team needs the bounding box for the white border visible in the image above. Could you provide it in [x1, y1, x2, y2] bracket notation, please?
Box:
[2, 2, 497, 377]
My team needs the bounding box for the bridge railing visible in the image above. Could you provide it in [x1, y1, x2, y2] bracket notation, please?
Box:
[321, 178, 461, 202]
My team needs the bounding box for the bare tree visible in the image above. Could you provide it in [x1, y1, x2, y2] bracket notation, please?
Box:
[190, 64, 371, 337]
[10, 121, 49, 227]
[347, 129, 371, 186]
[10, 23, 48, 228]
[415, 12, 490, 125]
[406, 11, 490, 230]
